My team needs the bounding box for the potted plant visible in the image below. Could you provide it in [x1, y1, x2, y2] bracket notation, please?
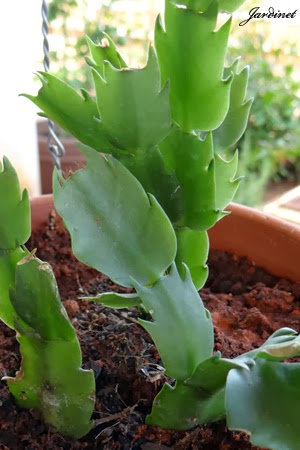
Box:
[0, 157, 95, 440]
[1, 0, 300, 448]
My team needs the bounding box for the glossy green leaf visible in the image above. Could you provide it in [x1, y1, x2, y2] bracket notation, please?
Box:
[147, 380, 225, 430]
[93, 47, 171, 152]
[0, 247, 27, 328]
[239, 327, 300, 362]
[82, 292, 141, 309]
[10, 258, 75, 341]
[215, 151, 240, 214]
[7, 256, 95, 439]
[213, 61, 253, 152]
[187, 351, 249, 390]
[0, 158, 30, 250]
[119, 145, 182, 223]
[226, 359, 300, 450]
[155, 1, 232, 131]
[160, 129, 219, 231]
[23, 72, 115, 153]
[86, 33, 127, 77]
[133, 263, 214, 380]
[175, 228, 209, 290]
[148, 350, 250, 429]
[53, 147, 177, 288]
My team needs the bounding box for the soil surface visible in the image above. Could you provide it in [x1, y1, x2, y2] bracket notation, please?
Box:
[0, 211, 300, 449]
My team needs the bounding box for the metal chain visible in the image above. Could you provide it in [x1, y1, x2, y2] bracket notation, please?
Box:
[41, 0, 65, 172]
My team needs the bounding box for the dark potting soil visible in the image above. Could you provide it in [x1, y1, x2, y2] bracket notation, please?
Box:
[0, 211, 300, 450]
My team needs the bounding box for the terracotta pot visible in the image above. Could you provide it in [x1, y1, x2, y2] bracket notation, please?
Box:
[30, 195, 300, 282]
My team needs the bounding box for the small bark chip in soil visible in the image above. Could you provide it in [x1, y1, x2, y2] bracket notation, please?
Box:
[0, 213, 298, 449]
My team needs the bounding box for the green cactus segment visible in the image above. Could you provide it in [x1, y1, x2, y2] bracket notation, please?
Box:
[147, 381, 223, 430]
[86, 34, 127, 77]
[23, 73, 115, 153]
[168, 0, 248, 14]
[226, 359, 300, 450]
[149, 329, 300, 432]
[133, 263, 213, 380]
[155, 1, 232, 132]
[0, 247, 27, 328]
[160, 129, 219, 231]
[11, 258, 76, 340]
[0, 158, 30, 250]
[213, 61, 253, 152]
[147, 353, 246, 429]
[119, 145, 182, 223]
[186, 352, 249, 389]
[214, 151, 240, 215]
[82, 292, 142, 309]
[175, 228, 209, 290]
[7, 256, 95, 439]
[93, 47, 171, 152]
[53, 147, 177, 288]
[237, 327, 300, 362]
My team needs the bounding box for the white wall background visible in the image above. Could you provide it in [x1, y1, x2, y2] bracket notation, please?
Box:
[0, 1, 42, 195]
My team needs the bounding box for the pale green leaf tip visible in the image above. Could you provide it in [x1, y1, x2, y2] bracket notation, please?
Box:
[229, 57, 241, 74]
[85, 34, 94, 46]
[21, 188, 29, 204]
[85, 56, 97, 68]
[155, 13, 164, 33]
[273, 327, 297, 337]
[2, 156, 17, 176]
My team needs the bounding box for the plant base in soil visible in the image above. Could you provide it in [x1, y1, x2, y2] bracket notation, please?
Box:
[0, 213, 299, 449]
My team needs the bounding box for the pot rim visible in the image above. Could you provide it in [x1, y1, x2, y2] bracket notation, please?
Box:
[30, 195, 300, 282]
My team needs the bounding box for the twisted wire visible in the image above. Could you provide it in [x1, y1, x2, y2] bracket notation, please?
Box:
[41, 0, 65, 172]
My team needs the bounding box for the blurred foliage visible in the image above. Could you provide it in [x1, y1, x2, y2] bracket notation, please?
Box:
[48, 0, 126, 90]
[227, 29, 300, 206]
[48, 0, 79, 20]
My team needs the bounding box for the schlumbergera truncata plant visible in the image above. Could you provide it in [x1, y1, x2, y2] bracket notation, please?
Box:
[5, 0, 297, 448]
[0, 158, 95, 439]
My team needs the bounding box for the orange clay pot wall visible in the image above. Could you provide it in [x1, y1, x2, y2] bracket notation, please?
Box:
[30, 196, 300, 283]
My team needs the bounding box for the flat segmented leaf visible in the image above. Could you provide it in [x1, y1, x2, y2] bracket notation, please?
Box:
[160, 129, 219, 231]
[7, 257, 95, 439]
[0, 247, 27, 328]
[175, 228, 209, 290]
[213, 60, 253, 152]
[86, 34, 127, 77]
[0, 158, 30, 250]
[215, 151, 240, 215]
[238, 327, 300, 363]
[155, 1, 232, 132]
[93, 47, 171, 152]
[226, 359, 300, 450]
[82, 292, 142, 309]
[23, 72, 115, 153]
[53, 146, 177, 288]
[119, 145, 183, 224]
[147, 380, 224, 430]
[147, 354, 247, 429]
[133, 263, 214, 380]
